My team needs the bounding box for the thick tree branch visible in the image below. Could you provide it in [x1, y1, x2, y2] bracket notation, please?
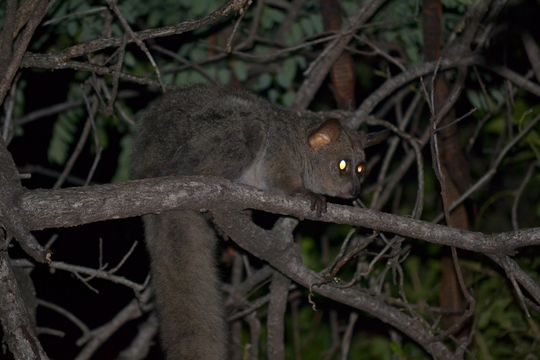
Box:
[0, 137, 48, 262]
[0, 0, 49, 105]
[0, 0, 17, 71]
[266, 218, 296, 360]
[267, 271, 289, 360]
[18, 176, 540, 254]
[0, 253, 48, 359]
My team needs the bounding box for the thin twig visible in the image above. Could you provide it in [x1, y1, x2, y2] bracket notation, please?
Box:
[50, 261, 145, 292]
[43, 6, 107, 26]
[53, 107, 92, 189]
[511, 162, 537, 230]
[75, 288, 151, 359]
[37, 299, 90, 336]
[46, 0, 248, 61]
[433, 111, 540, 223]
[340, 312, 358, 360]
[106, 0, 165, 91]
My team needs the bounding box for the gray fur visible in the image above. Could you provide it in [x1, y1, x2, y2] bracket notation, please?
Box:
[132, 86, 367, 359]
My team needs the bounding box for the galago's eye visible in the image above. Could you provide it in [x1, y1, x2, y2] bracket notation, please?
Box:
[338, 159, 348, 172]
[356, 162, 366, 175]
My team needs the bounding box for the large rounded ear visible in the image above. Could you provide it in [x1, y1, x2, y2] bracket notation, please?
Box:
[365, 129, 390, 148]
[308, 119, 342, 151]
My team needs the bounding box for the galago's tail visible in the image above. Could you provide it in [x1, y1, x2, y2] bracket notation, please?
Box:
[143, 210, 226, 360]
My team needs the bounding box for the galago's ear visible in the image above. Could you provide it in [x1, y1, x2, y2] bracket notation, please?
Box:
[308, 119, 342, 151]
[364, 129, 390, 148]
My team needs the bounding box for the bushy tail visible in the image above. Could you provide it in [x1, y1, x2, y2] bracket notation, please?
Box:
[144, 210, 226, 360]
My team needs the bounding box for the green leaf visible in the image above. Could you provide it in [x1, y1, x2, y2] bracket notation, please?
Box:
[299, 236, 321, 270]
[310, 14, 324, 34]
[478, 302, 494, 329]
[389, 341, 406, 357]
[163, 72, 175, 85]
[51, 2, 68, 18]
[148, 10, 161, 27]
[281, 91, 295, 107]
[342, 1, 359, 16]
[254, 73, 272, 91]
[485, 116, 504, 134]
[119, 2, 136, 23]
[295, 55, 307, 69]
[276, 57, 297, 88]
[300, 16, 315, 37]
[175, 72, 189, 86]
[192, 0, 209, 16]
[189, 46, 207, 63]
[179, 0, 195, 8]
[48, 114, 78, 165]
[80, 17, 101, 42]
[187, 70, 209, 85]
[233, 61, 248, 82]
[96, 117, 109, 150]
[217, 68, 231, 84]
[113, 134, 133, 182]
[268, 89, 279, 103]
[67, 21, 78, 38]
[124, 52, 136, 67]
[261, 7, 285, 30]
[288, 23, 303, 45]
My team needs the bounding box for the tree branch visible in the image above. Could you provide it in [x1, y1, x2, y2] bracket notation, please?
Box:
[18, 176, 540, 254]
[0, 0, 49, 105]
[211, 211, 456, 360]
[0, 137, 49, 262]
[0, 253, 48, 359]
[33, 0, 248, 62]
[352, 54, 478, 127]
[293, 0, 386, 110]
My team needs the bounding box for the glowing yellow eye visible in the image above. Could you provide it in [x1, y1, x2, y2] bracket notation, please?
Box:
[338, 159, 348, 171]
[356, 163, 365, 174]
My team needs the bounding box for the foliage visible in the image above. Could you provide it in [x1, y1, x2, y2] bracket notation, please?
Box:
[2, 0, 540, 359]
